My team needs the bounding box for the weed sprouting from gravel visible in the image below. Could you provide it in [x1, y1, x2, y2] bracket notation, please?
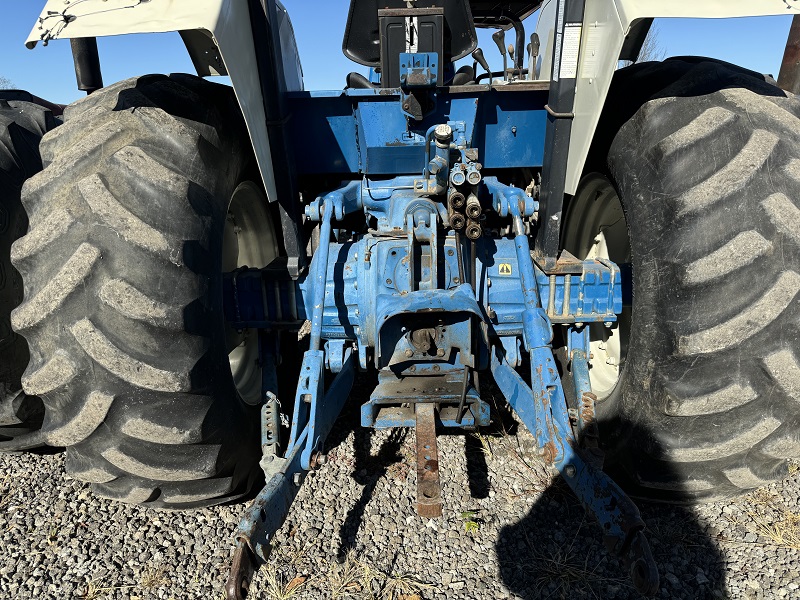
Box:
[379, 570, 431, 600]
[461, 510, 481, 534]
[140, 565, 170, 589]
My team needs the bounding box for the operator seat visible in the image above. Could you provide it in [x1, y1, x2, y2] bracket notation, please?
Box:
[342, 0, 477, 88]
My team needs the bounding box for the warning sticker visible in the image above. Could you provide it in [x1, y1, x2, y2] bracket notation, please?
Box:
[559, 24, 582, 80]
[499, 263, 513, 276]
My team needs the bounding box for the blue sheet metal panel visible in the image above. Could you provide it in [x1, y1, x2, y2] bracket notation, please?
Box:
[356, 101, 430, 174]
[285, 88, 547, 175]
[355, 98, 479, 174]
[285, 92, 360, 174]
[476, 93, 548, 169]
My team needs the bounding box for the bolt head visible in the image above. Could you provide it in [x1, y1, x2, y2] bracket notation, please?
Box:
[564, 464, 577, 478]
[405, 349, 414, 358]
[437, 348, 445, 357]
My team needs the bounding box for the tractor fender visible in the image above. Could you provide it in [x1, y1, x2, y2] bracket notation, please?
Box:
[25, 0, 305, 206]
[534, 0, 799, 195]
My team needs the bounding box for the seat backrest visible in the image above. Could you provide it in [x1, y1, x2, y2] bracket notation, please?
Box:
[342, 0, 477, 67]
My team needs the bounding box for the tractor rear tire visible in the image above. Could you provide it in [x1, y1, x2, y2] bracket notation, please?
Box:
[0, 100, 55, 450]
[578, 58, 800, 502]
[12, 75, 266, 508]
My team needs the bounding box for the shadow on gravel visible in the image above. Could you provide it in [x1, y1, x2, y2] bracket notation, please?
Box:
[336, 425, 408, 561]
[315, 371, 408, 562]
[496, 417, 726, 600]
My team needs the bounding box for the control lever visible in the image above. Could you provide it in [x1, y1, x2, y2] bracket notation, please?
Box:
[471, 48, 491, 81]
[507, 44, 516, 79]
[528, 33, 540, 80]
[492, 30, 507, 82]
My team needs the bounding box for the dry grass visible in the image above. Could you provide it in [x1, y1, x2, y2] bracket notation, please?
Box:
[746, 494, 800, 550]
[379, 570, 431, 600]
[75, 580, 138, 600]
[508, 449, 554, 496]
[748, 509, 800, 550]
[470, 432, 495, 459]
[75, 566, 170, 599]
[263, 568, 308, 600]
[325, 550, 366, 599]
[322, 550, 433, 600]
[0, 473, 15, 511]
[140, 565, 170, 589]
[724, 486, 800, 550]
[519, 515, 628, 598]
[530, 548, 628, 598]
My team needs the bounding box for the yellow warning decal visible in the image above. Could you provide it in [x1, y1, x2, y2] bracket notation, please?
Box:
[499, 263, 513, 276]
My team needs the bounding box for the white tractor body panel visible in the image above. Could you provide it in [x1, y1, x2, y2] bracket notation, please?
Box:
[27, 0, 797, 196]
[535, 0, 798, 193]
[27, 0, 304, 204]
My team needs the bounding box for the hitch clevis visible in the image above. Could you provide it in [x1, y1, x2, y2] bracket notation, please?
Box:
[224, 122, 659, 599]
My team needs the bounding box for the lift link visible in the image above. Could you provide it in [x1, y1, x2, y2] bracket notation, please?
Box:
[490, 216, 659, 596]
[226, 198, 356, 600]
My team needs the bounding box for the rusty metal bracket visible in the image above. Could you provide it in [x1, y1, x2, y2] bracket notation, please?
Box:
[415, 403, 443, 518]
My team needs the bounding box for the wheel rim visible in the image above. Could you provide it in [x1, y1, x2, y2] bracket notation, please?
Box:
[562, 174, 631, 401]
[223, 181, 279, 405]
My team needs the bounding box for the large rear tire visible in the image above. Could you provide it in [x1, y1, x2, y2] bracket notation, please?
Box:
[568, 58, 800, 502]
[12, 75, 273, 508]
[0, 100, 55, 450]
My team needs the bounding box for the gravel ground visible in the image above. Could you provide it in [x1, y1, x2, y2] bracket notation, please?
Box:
[1, 394, 799, 600]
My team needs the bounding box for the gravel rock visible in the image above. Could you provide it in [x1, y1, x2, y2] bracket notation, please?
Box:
[0, 396, 798, 600]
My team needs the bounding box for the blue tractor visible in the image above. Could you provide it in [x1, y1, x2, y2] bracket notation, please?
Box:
[1, 1, 799, 597]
